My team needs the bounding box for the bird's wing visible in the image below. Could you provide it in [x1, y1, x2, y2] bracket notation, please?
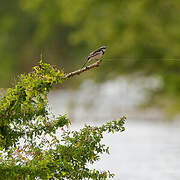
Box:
[90, 48, 101, 55]
[88, 51, 100, 60]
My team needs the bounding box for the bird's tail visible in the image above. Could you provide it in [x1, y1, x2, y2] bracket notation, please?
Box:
[81, 58, 89, 68]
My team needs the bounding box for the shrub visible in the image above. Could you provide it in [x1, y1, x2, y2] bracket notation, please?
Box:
[0, 60, 126, 179]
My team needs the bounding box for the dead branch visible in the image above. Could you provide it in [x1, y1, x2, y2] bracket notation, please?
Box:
[65, 59, 102, 78]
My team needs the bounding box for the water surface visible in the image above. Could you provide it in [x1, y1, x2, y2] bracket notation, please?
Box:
[48, 77, 180, 179]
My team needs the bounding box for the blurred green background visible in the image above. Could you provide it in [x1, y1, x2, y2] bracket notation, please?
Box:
[0, 0, 180, 114]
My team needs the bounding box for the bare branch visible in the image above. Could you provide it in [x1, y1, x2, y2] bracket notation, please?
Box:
[65, 59, 102, 78]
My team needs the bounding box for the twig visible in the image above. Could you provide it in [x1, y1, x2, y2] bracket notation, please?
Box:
[65, 59, 102, 78]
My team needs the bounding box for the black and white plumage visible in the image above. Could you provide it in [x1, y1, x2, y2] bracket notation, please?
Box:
[82, 46, 107, 68]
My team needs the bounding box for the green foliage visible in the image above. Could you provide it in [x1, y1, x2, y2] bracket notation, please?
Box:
[0, 60, 65, 149]
[0, 61, 126, 179]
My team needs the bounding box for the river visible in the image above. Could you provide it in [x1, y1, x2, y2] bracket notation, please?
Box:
[48, 77, 180, 179]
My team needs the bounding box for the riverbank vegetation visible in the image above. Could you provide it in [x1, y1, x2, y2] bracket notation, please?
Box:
[0, 61, 126, 179]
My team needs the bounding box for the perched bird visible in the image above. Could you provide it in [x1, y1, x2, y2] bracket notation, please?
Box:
[82, 46, 107, 68]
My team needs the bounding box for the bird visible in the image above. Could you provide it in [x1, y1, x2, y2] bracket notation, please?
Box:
[82, 46, 107, 68]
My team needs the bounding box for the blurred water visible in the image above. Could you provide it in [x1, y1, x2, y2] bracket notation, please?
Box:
[48, 77, 180, 180]
[49, 76, 163, 122]
[89, 120, 180, 180]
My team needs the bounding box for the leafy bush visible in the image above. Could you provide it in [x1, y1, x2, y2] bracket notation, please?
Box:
[0, 60, 126, 179]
